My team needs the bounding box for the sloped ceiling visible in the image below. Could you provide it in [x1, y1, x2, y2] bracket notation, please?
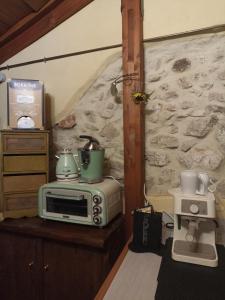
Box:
[0, 0, 94, 65]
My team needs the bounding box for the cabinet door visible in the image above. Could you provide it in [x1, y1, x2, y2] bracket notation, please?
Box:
[42, 240, 104, 300]
[0, 232, 40, 300]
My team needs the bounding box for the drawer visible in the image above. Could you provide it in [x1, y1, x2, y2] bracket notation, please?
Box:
[3, 155, 47, 173]
[2, 133, 48, 153]
[3, 174, 46, 193]
[4, 193, 37, 211]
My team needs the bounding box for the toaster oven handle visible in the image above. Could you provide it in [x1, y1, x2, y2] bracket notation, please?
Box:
[46, 193, 84, 201]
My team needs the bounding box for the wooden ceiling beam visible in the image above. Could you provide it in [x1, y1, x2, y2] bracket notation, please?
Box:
[0, 0, 60, 47]
[121, 0, 145, 238]
[23, 0, 50, 12]
[0, 0, 94, 64]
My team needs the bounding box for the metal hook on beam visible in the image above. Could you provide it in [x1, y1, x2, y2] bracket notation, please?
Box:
[110, 73, 139, 97]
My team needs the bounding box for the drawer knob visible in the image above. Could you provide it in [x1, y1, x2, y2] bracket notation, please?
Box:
[43, 264, 49, 271]
[28, 261, 34, 269]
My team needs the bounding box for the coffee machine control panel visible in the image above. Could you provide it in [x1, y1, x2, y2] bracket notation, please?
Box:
[169, 188, 216, 218]
[181, 199, 208, 215]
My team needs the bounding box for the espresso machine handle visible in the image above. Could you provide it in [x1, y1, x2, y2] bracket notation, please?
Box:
[213, 219, 219, 228]
[178, 215, 181, 230]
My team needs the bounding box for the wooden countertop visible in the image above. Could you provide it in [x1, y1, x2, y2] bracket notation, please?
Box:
[95, 239, 162, 300]
[0, 215, 124, 249]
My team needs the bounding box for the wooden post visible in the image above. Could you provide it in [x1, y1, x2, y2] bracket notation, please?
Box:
[121, 0, 145, 238]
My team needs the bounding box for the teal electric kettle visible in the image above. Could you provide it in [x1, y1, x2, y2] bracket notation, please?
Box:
[78, 135, 105, 183]
[55, 148, 79, 181]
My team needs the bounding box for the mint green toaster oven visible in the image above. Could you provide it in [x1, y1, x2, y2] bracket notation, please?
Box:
[38, 179, 122, 226]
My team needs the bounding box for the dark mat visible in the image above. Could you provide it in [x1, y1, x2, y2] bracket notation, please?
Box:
[155, 238, 225, 300]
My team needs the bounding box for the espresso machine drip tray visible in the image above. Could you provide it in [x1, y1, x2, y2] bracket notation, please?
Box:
[173, 240, 217, 261]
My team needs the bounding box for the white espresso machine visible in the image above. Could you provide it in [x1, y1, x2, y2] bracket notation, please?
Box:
[169, 170, 218, 267]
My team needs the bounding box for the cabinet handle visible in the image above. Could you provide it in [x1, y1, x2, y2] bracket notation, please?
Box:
[43, 264, 49, 271]
[28, 261, 34, 269]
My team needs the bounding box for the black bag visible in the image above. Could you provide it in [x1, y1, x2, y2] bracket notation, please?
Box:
[129, 207, 162, 254]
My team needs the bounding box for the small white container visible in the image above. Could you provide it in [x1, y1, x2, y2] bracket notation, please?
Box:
[180, 170, 198, 195]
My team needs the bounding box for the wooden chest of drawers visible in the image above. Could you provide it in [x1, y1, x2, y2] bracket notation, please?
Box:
[0, 130, 49, 220]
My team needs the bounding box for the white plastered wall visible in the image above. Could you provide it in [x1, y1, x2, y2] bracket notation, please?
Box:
[144, 0, 225, 38]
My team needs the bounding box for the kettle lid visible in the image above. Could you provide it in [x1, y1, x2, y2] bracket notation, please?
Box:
[60, 148, 72, 154]
[79, 135, 102, 150]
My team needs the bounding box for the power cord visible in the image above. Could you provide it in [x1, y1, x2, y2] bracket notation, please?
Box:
[104, 176, 124, 188]
[144, 183, 174, 227]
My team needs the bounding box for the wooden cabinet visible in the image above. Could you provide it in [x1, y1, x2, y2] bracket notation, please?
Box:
[0, 232, 40, 300]
[0, 216, 125, 300]
[0, 130, 49, 220]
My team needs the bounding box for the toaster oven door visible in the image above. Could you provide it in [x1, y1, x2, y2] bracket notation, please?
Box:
[43, 192, 92, 223]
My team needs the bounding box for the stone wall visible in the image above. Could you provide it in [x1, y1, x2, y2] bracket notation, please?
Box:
[53, 32, 225, 202]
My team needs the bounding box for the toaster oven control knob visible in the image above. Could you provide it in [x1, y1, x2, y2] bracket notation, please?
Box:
[93, 216, 102, 225]
[93, 195, 102, 204]
[93, 205, 102, 214]
[189, 204, 199, 214]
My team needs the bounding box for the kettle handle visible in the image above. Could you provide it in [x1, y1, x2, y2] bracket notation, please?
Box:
[208, 179, 217, 193]
[79, 135, 100, 145]
[73, 154, 80, 171]
[196, 173, 208, 195]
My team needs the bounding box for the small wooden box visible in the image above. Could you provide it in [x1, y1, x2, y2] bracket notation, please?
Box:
[7, 79, 44, 129]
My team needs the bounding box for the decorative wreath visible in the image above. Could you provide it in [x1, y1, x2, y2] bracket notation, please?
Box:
[132, 92, 149, 104]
